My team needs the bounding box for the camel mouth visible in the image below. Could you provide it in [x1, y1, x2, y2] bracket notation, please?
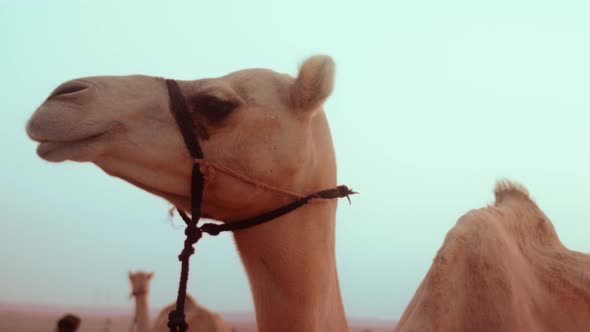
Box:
[36, 130, 109, 162]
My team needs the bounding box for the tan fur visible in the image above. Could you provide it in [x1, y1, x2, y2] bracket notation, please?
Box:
[494, 179, 531, 205]
[27, 56, 348, 331]
[395, 181, 590, 332]
[291, 55, 335, 112]
[128, 272, 229, 332]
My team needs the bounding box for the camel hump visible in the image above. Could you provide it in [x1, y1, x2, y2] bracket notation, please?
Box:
[493, 179, 533, 206]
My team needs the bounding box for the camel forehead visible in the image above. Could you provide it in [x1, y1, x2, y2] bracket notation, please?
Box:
[222, 68, 294, 101]
[225, 68, 293, 85]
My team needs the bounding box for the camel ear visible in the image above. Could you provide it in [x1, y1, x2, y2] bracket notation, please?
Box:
[291, 55, 335, 113]
[128, 272, 133, 280]
[147, 272, 154, 280]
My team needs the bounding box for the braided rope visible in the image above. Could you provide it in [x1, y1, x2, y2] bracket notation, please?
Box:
[166, 80, 203, 332]
[164, 78, 357, 332]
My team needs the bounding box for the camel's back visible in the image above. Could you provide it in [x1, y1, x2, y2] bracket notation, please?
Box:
[152, 296, 229, 332]
[395, 181, 590, 332]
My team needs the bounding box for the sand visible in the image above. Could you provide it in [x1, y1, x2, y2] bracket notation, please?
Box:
[0, 304, 395, 331]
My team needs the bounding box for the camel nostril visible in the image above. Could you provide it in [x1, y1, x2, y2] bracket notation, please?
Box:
[48, 82, 89, 100]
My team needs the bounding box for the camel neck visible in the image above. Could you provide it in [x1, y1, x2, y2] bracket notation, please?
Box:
[233, 200, 348, 332]
[132, 293, 151, 332]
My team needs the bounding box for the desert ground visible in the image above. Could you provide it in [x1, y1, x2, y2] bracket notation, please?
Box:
[0, 304, 395, 332]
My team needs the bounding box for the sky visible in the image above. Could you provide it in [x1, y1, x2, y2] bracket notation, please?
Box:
[1, 0, 590, 321]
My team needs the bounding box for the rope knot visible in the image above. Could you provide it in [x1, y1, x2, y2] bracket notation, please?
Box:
[178, 224, 202, 261]
[184, 223, 202, 242]
[310, 185, 358, 204]
[337, 185, 357, 204]
[200, 223, 222, 236]
[167, 310, 188, 332]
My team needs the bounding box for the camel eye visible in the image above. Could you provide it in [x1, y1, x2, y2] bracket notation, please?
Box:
[193, 95, 237, 123]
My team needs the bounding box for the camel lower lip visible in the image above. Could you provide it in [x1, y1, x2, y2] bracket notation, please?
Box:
[36, 132, 106, 161]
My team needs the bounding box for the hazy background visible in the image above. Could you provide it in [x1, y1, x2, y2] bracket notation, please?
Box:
[2, 0, 590, 321]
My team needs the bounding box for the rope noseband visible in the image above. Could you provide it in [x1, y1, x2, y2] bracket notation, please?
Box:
[164, 79, 356, 332]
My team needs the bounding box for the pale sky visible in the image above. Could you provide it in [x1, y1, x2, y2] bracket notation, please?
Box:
[1, 0, 590, 321]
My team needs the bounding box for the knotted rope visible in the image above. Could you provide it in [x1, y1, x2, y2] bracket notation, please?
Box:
[167, 185, 355, 332]
[164, 78, 357, 332]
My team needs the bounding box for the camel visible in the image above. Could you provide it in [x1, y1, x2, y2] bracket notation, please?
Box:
[395, 181, 590, 332]
[26, 56, 590, 331]
[128, 271, 229, 332]
[27, 55, 346, 331]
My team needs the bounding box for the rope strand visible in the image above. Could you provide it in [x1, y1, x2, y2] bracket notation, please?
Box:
[194, 159, 304, 199]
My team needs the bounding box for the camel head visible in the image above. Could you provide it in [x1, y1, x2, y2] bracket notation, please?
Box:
[128, 271, 154, 296]
[27, 56, 336, 221]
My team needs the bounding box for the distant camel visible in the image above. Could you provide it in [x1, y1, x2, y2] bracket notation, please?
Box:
[128, 271, 229, 332]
